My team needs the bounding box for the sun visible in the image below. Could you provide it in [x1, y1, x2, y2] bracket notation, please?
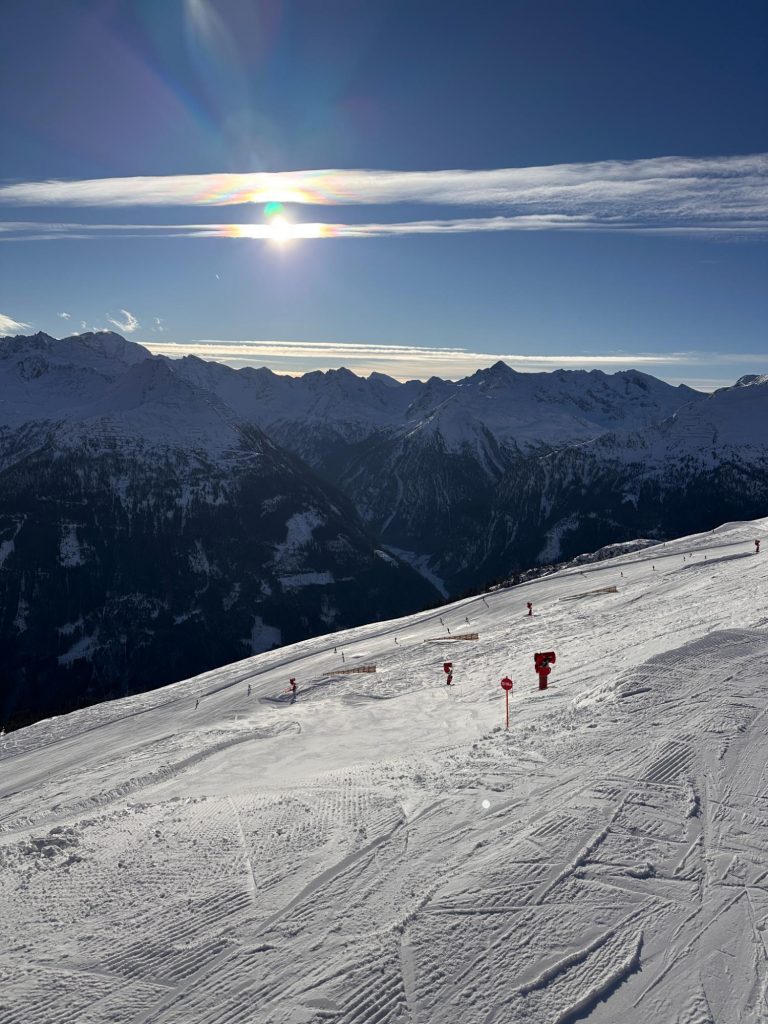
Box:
[266, 214, 293, 245]
[262, 201, 295, 245]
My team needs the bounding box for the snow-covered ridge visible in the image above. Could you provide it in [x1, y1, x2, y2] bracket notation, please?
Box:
[3, 517, 768, 1021]
[0, 332, 702, 451]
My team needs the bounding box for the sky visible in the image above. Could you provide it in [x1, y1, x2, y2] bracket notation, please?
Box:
[1, 0, 766, 389]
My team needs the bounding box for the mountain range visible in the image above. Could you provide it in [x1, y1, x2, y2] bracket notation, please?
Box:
[1, 330, 767, 724]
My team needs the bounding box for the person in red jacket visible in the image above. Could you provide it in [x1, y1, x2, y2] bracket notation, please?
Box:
[526, 602, 533, 617]
[286, 678, 298, 703]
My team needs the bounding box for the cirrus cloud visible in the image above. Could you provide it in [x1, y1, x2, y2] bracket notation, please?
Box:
[0, 311, 31, 333]
[0, 213, 765, 244]
[142, 338, 752, 389]
[0, 154, 765, 239]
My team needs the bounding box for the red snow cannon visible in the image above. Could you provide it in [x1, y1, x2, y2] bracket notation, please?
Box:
[534, 651, 556, 690]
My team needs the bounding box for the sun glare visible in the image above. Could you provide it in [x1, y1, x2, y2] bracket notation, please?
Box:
[266, 214, 293, 245]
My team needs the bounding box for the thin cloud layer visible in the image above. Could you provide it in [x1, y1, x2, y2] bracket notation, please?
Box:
[145, 338, 685, 376]
[0, 312, 31, 333]
[0, 154, 766, 236]
[0, 214, 765, 243]
[142, 339, 766, 389]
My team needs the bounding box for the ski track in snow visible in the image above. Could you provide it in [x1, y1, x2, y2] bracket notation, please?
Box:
[2, 519, 768, 1023]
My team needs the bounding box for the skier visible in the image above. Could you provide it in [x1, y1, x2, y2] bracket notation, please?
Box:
[247, 683, 251, 697]
[443, 661, 453, 686]
[756, 539, 761, 554]
[526, 602, 533, 617]
[195, 698, 199, 710]
[285, 678, 298, 703]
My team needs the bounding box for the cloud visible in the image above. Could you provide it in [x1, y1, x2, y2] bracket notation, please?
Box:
[107, 309, 139, 333]
[139, 338, 767, 390]
[0, 154, 765, 235]
[142, 338, 685, 379]
[58, 311, 71, 319]
[0, 213, 765, 244]
[147, 338, 683, 363]
[152, 317, 165, 332]
[0, 311, 31, 333]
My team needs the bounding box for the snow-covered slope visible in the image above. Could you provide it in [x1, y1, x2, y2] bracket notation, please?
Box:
[3, 518, 768, 1022]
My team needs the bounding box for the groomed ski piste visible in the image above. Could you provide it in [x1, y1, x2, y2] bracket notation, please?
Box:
[2, 520, 768, 1024]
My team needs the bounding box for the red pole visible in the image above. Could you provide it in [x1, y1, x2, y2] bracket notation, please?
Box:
[505, 688, 509, 729]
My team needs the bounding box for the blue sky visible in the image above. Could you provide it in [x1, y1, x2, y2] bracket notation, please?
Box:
[1, 0, 766, 388]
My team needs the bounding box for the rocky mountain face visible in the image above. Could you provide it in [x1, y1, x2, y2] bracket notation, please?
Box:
[0, 334, 438, 726]
[467, 374, 768, 589]
[171, 355, 705, 592]
[2, 331, 766, 726]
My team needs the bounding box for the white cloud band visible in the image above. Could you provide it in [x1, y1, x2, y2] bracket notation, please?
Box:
[0, 154, 766, 235]
[139, 339, 765, 390]
[0, 214, 765, 243]
[146, 339, 685, 364]
[0, 312, 31, 333]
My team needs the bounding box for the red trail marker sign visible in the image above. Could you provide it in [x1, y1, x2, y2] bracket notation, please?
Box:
[500, 676, 514, 729]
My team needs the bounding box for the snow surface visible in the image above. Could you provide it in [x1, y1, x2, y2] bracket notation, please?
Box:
[3, 519, 768, 1022]
[272, 510, 326, 571]
[278, 571, 335, 591]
